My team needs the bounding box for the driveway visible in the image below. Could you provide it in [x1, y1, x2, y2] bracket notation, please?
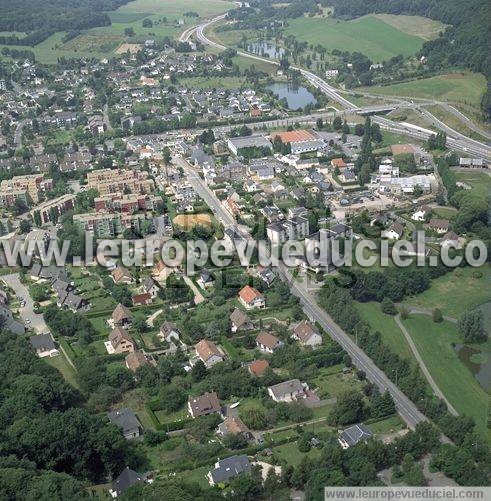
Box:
[2, 273, 49, 334]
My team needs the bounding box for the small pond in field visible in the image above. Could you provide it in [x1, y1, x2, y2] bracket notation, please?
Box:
[267, 82, 317, 110]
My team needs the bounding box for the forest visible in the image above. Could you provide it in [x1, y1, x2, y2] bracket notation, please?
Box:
[0, 0, 132, 46]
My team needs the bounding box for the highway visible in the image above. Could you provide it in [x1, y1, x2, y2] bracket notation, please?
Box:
[176, 156, 432, 432]
[192, 14, 491, 161]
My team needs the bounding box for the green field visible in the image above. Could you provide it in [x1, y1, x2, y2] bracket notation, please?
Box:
[361, 72, 487, 108]
[402, 315, 490, 440]
[0, 0, 234, 64]
[454, 170, 491, 203]
[405, 267, 491, 318]
[284, 15, 425, 62]
[371, 14, 446, 41]
[356, 301, 414, 360]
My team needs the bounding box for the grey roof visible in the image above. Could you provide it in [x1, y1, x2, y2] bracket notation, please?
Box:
[340, 423, 373, 447]
[229, 135, 272, 150]
[29, 334, 55, 351]
[209, 455, 251, 483]
[107, 408, 141, 434]
[111, 467, 145, 496]
[268, 379, 304, 399]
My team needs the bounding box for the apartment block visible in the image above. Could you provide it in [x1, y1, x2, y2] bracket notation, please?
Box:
[86, 169, 154, 196]
[73, 211, 153, 238]
[32, 194, 76, 224]
[0, 174, 53, 204]
[94, 193, 162, 213]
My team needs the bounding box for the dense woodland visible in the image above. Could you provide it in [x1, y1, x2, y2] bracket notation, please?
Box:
[0, 0, 132, 46]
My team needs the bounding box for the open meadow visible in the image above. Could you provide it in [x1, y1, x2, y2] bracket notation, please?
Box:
[361, 72, 487, 108]
[284, 15, 426, 62]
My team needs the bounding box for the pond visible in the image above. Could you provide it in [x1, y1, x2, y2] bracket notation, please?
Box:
[267, 82, 317, 110]
[455, 341, 491, 392]
[248, 41, 285, 59]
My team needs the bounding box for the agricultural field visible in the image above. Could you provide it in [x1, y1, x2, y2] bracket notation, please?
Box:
[401, 315, 490, 440]
[0, 0, 235, 64]
[371, 14, 447, 41]
[361, 72, 487, 108]
[284, 15, 426, 62]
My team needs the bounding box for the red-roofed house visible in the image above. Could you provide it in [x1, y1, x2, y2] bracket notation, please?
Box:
[238, 285, 265, 309]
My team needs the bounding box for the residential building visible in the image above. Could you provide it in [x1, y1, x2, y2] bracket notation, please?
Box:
[112, 266, 134, 284]
[255, 332, 284, 353]
[338, 423, 373, 449]
[32, 194, 76, 225]
[0, 174, 52, 204]
[238, 285, 265, 309]
[207, 455, 252, 486]
[188, 391, 221, 418]
[29, 334, 59, 358]
[74, 211, 154, 238]
[125, 351, 155, 372]
[112, 303, 133, 327]
[86, 168, 154, 196]
[291, 321, 322, 347]
[428, 218, 450, 234]
[217, 417, 252, 439]
[268, 379, 305, 402]
[107, 408, 142, 440]
[382, 222, 404, 240]
[109, 467, 147, 498]
[230, 308, 253, 333]
[248, 359, 270, 377]
[195, 339, 224, 368]
[107, 327, 135, 354]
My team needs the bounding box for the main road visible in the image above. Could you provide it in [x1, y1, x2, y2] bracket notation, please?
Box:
[175, 156, 433, 432]
[191, 14, 491, 160]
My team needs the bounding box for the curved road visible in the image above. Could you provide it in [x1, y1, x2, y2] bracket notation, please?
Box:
[191, 14, 491, 160]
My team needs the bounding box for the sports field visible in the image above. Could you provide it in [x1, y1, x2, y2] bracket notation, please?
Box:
[284, 15, 425, 62]
[361, 72, 487, 108]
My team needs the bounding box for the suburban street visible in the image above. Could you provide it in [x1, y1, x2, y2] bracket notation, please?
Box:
[176, 157, 438, 434]
[1, 273, 49, 334]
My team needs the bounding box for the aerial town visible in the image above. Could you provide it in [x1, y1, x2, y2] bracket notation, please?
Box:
[0, 0, 489, 499]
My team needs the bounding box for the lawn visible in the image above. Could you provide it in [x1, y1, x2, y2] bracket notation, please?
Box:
[404, 266, 491, 319]
[368, 414, 406, 434]
[284, 15, 425, 62]
[401, 315, 490, 441]
[356, 301, 414, 361]
[361, 72, 487, 108]
[311, 366, 364, 399]
[266, 440, 322, 467]
[45, 352, 79, 389]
